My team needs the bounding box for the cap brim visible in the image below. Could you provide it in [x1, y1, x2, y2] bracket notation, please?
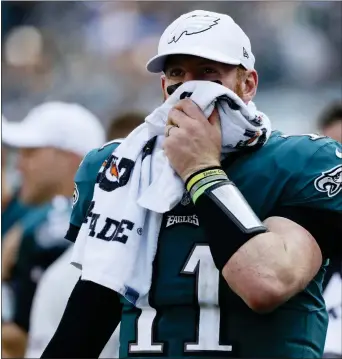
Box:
[146, 46, 241, 73]
[2, 121, 47, 149]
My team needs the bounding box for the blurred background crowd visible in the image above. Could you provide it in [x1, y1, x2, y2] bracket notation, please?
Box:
[1, 1, 342, 358]
[2, 1, 342, 130]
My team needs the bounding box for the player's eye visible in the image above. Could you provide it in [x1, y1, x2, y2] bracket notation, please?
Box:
[202, 67, 218, 74]
[168, 68, 184, 78]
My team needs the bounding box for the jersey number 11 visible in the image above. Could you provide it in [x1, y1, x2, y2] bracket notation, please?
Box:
[129, 244, 233, 354]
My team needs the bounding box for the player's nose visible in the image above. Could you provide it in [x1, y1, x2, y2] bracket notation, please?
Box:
[183, 72, 197, 82]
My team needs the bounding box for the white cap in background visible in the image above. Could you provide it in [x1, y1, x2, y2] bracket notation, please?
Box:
[146, 10, 255, 73]
[2, 102, 105, 157]
[2, 115, 9, 126]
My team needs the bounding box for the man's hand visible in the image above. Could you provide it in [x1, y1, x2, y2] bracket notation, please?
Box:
[163, 98, 222, 182]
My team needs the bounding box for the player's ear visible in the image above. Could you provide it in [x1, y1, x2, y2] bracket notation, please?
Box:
[241, 69, 258, 103]
[161, 75, 168, 102]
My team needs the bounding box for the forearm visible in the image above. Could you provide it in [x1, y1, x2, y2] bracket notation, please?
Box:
[224, 231, 293, 308]
[42, 279, 122, 358]
[222, 218, 322, 312]
[187, 168, 322, 312]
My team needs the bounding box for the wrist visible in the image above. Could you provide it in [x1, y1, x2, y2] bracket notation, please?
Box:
[185, 166, 228, 203]
[194, 180, 268, 270]
[181, 162, 221, 183]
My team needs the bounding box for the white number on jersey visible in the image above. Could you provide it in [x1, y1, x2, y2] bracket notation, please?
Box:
[129, 304, 163, 353]
[129, 244, 232, 354]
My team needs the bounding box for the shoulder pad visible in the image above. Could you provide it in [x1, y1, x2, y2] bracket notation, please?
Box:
[268, 131, 336, 166]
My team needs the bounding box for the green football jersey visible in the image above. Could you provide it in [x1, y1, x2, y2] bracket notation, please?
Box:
[69, 132, 342, 359]
[8, 196, 72, 331]
[1, 190, 32, 237]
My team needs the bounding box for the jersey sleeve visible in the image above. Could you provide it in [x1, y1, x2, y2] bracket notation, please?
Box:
[65, 150, 97, 241]
[285, 140, 342, 213]
[65, 141, 121, 242]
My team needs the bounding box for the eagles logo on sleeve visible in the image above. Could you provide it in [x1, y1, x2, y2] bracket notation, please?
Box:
[314, 165, 342, 198]
[72, 183, 79, 207]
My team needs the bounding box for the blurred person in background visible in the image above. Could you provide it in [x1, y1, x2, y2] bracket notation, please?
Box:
[1, 102, 105, 358]
[2, 116, 37, 354]
[1, 116, 32, 237]
[317, 102, 342, 358]
[43, 9, 341, 359]
[2, 2, 341, 130]
[323, 267, 342, 358]
[107, 112, 146, 141]
[25, 111, 145, 358]
[318, 102, 342, 143]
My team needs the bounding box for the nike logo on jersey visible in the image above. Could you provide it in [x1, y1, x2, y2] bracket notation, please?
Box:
[180, 191, 192, 206]
[314, 164, 342, 198]
[335, 148, 342, 159]
[166, 214, 199, 228]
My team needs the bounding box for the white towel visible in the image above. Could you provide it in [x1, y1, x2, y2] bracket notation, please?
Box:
[71, 80, 271, 307]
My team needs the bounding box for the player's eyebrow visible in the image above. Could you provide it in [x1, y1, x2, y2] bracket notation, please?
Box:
[195, 59, 218, 66]
[165, 60, 218, 72]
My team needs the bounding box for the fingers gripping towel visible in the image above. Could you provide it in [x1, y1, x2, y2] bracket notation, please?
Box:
[71, 80, 272, 307]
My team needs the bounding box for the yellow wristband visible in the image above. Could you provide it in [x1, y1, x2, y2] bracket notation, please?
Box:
[186, 168, 227, 193]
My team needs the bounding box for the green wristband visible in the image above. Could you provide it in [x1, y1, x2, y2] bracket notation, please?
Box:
[192, 180, 223, 203]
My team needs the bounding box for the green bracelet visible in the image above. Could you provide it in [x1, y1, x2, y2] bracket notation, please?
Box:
[192, 180, 224, 203]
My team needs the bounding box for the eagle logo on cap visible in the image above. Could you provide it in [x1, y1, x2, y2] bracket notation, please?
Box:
[168, 14, 220, 44]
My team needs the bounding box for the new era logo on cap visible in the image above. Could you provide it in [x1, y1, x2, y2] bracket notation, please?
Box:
[243, 47, 249, 59]
[168, 14, 220, 44]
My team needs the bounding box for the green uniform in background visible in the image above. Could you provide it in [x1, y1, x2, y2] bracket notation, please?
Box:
[1, 190, 32, 237]
[8, 196, 71, 332]
[68, 132, 342, 358]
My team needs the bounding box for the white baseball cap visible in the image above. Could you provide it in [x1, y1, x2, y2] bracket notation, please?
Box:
[2, 102, 105, 157]
[146, 10, 255, 73]
[2, 115, 9, 125]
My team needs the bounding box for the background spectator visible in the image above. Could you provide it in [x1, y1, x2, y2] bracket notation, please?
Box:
[318, 102, 342, 143]
[1, 102, 105, 358]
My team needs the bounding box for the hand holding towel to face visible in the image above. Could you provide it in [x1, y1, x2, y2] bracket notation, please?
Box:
[71, 80, 272, 307]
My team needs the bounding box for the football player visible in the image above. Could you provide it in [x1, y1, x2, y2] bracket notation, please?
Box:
[43, 11, 342, 359]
